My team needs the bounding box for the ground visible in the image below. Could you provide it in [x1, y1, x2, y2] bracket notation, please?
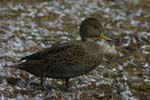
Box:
[0, 0, 149, 100]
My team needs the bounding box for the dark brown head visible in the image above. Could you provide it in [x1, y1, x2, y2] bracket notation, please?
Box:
[79, 17, 109, 42]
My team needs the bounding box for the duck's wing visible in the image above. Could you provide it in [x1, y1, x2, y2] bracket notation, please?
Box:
[20, 48, 52, 60]
[20, 42, 81, 61]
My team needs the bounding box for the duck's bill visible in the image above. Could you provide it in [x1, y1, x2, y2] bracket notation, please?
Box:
[99, 33, 112, 41]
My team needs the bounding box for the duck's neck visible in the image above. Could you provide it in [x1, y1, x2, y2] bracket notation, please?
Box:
[96, 40, 117, 55]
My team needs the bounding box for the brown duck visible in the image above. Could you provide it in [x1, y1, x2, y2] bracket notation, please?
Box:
[9, 18, 112, 87]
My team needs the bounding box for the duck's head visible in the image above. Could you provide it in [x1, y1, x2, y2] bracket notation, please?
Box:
[80, 17, 117, 55]
[79, 17, 110, 42]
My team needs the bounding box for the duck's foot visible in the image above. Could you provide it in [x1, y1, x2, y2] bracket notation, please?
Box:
[40, 81, 53, 91]
[58, 85, 72, 92]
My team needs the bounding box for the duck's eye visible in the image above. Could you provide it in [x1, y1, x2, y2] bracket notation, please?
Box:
[93, 25, 98, 29]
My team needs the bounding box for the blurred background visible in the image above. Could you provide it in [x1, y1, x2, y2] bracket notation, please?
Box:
[0, 0, 149, 100]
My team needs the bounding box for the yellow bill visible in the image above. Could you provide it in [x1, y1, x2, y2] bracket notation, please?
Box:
[99, 33, 110, 41]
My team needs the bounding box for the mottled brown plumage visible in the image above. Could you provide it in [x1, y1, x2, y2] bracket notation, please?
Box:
[10, 17, 111, 87]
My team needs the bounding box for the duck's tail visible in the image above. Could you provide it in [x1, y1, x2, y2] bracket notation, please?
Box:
[4, 63, 26, 70]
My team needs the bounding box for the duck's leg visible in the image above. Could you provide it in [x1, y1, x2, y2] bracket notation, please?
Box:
[65, 78, 70, 88]
[40, 73, 47, 88]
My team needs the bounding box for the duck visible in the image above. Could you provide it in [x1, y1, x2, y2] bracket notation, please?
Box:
[9, 17, 116, 88]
